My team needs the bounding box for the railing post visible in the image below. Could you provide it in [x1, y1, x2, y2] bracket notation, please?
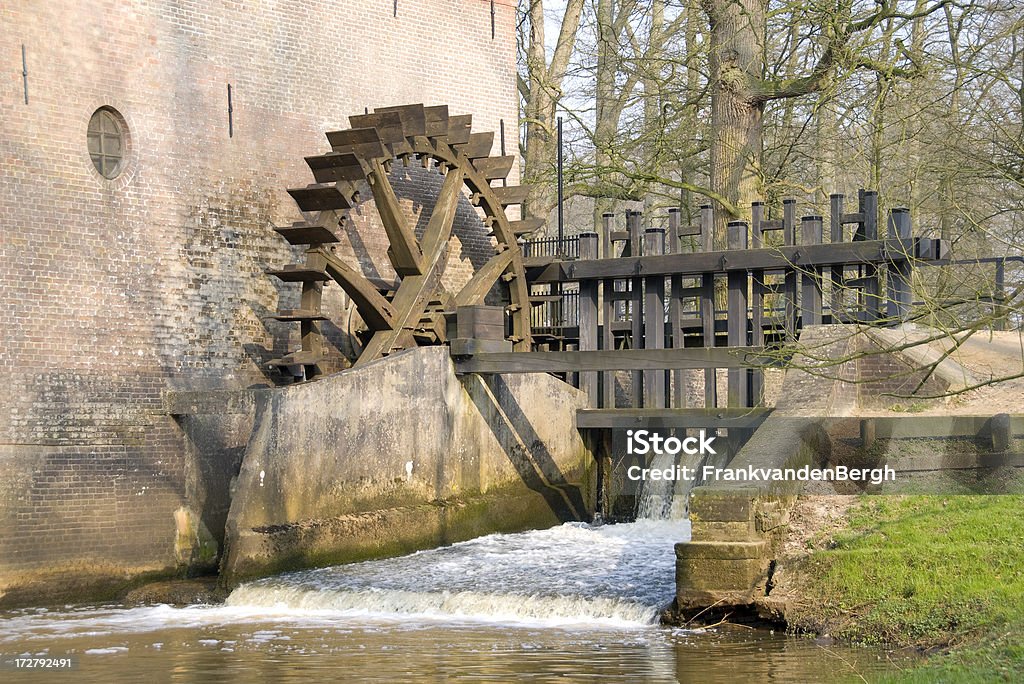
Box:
[750, 203, 765, 406]
[628, 210, 644, 407]
[700, 204, 717, 408]
[668, 208, 684, 407]
[578, 232, 600, 406]
[830, 193, 845, 322]
[861, 190, 882, 321]
[994, 258, 1007, 331]
[727, 220, 749, 408]
[602, 212, 614, 260]
[801, 215, 824, 326]
[783, 198, 798, 339]
[644, 227, 666, 408]
[886, 207, 912, 323]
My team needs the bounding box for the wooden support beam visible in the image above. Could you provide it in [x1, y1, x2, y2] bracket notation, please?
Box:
[861, 190, 881, 320]
[800, 216, 824, 325]
[455, 250, 513, 307]
[726, 221, 749, 408]
[578, 233, 600, 406]
[643, 227, 666, 408]
[530, 237, 916, 283]
[577, 407, 773, 430]
[628, 211, 644, 407]
[783, 199, 798, 339]
[886, 208, 913, 321]
[453, 347, 767, 374]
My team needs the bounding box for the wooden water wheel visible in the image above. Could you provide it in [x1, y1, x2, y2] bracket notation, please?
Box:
[266, 104, 542, 380]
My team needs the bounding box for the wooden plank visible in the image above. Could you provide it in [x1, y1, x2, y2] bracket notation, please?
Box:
[455, 131, 494, 159]
[453, 347, 768, 374]
[269, 309, 328, 322]
[367, 158, 424, 276]
[472, 155, 515, 180]
[274, 223, 339, 245]
[326, 127, 388, 160]
[446, 114, 473, 145]
[266, 266, 330, 282]
[287, 185, 351, 212]
[508, 218, 544, 237]
[268, 350, 326, 367]
[491, 185, 529, 207]
[348, 111, 405, 144]
[374, 103, 426, 137]
[577, 407, 773, 430]
[305, 152, 367, 183]
[423, 105, 450, 138]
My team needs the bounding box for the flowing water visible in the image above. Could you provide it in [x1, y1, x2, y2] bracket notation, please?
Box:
[0, 478, 906, 682]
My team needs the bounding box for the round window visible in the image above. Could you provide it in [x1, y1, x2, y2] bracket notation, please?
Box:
[87, 108, 127, 179]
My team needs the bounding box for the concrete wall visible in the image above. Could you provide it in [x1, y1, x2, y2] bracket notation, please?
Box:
[672, 324, 971, 616]
[0, 0, 518, 606]
[222, 346, 594, 584]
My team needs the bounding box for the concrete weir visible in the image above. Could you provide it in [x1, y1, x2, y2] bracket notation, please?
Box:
[217, 347, 593, 585]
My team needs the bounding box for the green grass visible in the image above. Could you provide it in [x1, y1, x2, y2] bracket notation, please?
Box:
[789, 496, 1024, 682]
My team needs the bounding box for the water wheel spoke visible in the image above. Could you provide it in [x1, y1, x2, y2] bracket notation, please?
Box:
[356, 246, 450, 366]
[422, 167, 465, 256]
[455, 251, 512, 307]
[317, 248, 396, 331]
[368, 158, 424, 276]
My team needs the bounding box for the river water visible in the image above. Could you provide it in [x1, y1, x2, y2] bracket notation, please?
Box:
[0, 462, 904, 682]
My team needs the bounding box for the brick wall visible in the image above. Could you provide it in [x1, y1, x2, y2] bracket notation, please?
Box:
[0, 0, 518, 601]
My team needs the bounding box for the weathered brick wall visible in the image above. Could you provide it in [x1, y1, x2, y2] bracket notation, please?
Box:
[0, 0, 518, 603]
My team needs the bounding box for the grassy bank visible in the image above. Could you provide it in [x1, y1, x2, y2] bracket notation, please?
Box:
[786, 495, 1024, 682]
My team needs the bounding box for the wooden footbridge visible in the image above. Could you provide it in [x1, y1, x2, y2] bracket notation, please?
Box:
[454, 191, 947, 421]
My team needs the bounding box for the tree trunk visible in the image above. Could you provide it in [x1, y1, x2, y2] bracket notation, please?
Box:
[704, 0, 765, 248]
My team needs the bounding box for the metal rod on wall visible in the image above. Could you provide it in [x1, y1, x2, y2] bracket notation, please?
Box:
[490, 0, 496, 39]
[21, 44, 28, 105]
[557, 115, 564, 253]
[393, 0, 398, 17]
[227, 84, 233, 138]
[499, 119, 507, 187]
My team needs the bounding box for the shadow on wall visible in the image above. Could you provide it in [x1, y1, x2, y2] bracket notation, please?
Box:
[463, 374, 588, 522]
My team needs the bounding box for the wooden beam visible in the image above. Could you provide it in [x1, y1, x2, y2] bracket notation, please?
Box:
[455, 251, 513, 306]
[317, 248, 397, 331]
[367, 158, 424, 276]
[529, 238, 918, 283]
[577, 408, 773, 430]
[454, 347, 768, 374]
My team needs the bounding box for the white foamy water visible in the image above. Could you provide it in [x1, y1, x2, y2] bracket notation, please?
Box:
[227, 518, 691, 628]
